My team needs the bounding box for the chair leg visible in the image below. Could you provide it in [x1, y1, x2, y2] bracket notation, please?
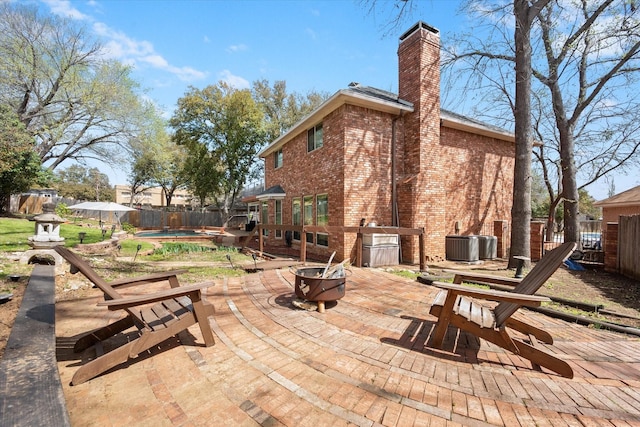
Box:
[72, 316, 198, 385]
[506, 317, 554, 344]
[430, 291, 458, 348]
[192, 300, 216, 347]
[74, 316, 135, 352]
[72, 339, 139, 385]
[512, 338, 574, 379]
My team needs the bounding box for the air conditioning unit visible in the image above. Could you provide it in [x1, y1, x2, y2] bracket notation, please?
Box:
[445, 235, 479, 262]
[478, 235, 497, 259]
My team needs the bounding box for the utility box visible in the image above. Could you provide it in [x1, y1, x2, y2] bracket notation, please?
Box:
[362, 245, 399, 267]
[478, 235, 497, 260]
[445, 235, 479, 262]
[363, 233, 399, 246]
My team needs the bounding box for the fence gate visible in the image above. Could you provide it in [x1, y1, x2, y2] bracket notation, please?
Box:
[619, 215, 640, 281]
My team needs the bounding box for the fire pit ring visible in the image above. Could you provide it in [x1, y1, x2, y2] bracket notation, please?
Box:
[293, 267, 346, 313]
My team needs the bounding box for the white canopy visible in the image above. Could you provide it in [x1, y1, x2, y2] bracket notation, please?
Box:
[68, 201, 136, 212]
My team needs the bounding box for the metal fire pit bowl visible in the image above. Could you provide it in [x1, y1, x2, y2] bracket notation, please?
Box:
[294, 267, 346, 313]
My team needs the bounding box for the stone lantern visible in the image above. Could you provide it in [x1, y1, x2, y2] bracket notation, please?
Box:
[28, 203, 65, 249]
[21, 202, 66, 274]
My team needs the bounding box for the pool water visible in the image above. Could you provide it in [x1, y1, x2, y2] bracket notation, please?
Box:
[135, 230, 200, 237]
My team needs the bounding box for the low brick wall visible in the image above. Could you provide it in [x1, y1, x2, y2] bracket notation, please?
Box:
[0, 264, 70, 426]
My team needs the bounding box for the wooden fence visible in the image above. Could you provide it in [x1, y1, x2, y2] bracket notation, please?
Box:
[619, 215, 640, 281]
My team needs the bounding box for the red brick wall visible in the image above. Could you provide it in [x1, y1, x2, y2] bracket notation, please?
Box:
[440, 127, 514, 238]
[397, 23, 445, 262]
[602, 206, 640, 227]
[261, 22, 515, 265]
[529, 221, 546, 261]
[604, 222, 618, 272]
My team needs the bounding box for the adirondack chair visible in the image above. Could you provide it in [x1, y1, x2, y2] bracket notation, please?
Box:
[54, 246, 216, 385]
[429, 242, 577, 378]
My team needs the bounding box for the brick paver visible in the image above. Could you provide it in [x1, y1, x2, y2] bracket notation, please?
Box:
[56, 267, 640, 426]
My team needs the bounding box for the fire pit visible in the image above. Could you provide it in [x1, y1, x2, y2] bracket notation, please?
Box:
[293, 267, 346, 313]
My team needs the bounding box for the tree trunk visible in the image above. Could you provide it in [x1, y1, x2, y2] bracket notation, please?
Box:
[508, 0, 534, 268]
[545, 196, 561, 241]
[561, 130, 579, 243]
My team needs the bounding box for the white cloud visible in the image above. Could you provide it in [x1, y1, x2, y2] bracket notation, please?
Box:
[218, 70, 250, 89]
[203, 35, 211, 43]
[305, 28, 317, 40]
[42, 1, 207, 83]
[227, 43, 248, 53]
[41, 0, 89, 20]
[140, 54, 169, 68]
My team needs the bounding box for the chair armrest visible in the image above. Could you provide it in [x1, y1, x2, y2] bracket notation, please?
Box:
[431, 281, 550, 306]
[443, 269, 522, 287]
[108, 270, 190, 288]
[98, 281, 213, 311]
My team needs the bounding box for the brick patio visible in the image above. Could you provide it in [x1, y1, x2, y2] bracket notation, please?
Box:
[56, 267, 640, 426]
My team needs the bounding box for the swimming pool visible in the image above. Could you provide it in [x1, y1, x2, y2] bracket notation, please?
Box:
[135, 229, 219, 238]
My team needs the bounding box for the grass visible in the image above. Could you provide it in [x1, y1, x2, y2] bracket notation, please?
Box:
[0, 217, 253, 280]
[0, 217, 118, 251]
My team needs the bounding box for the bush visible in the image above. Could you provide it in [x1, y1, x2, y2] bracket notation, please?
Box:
[55, 203, 72, 218]
[121, 222, 136, 234]
[152, 243, 214, 256]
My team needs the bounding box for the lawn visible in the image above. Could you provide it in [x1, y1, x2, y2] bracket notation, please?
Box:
[0, 216, 253, 282]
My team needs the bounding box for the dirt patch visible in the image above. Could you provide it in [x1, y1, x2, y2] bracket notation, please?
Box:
[0, 277, 27, 360]
[426, 261, 640, 329]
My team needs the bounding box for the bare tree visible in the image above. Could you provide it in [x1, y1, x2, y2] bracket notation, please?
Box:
[0, 3, 146, 172]
[443, 0, 640, 250]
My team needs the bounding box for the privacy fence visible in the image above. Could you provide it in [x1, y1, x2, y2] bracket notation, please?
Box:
[618, 215, 640, 281]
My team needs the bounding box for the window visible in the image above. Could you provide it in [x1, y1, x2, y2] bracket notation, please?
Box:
[275, 200, 282, 238]
[303, 195, 314, 244]
[316, 233, 328, 247]
[261, 201, 269, 236]
[316, 194, 328, 246]
[292, 198, 301, 241]
[274, 149, 283, 169]
[316, 194, 328, 226]
[307, 123, 323, 152]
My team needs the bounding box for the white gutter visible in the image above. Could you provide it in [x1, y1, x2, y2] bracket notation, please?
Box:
[441, 115, 515, 143]
[259, 89, 414, 158]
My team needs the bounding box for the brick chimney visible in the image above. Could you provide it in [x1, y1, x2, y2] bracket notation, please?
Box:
[397, 22, 446, 261]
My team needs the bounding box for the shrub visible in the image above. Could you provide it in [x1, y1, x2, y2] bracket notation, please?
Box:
[121, 222, 136, 234]
[55, 203, 72, 218]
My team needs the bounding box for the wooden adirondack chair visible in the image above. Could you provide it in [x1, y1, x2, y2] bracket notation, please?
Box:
[54, 246, 216, 385]
[429, 242, 577, 378]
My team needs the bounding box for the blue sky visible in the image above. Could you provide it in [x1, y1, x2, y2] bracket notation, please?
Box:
[40, 0, 466, 109]
[35, 0, 638, 200]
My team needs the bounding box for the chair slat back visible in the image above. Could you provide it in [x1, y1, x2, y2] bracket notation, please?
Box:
[493, 242, 576, 326]
[54, 246, 122, 301]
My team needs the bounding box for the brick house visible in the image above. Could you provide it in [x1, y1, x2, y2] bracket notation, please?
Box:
[256, 22, 515, 264]
[593, 185, 640, 225]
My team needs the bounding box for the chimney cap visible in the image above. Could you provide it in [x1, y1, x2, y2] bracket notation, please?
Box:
[399, 21, 439, 41]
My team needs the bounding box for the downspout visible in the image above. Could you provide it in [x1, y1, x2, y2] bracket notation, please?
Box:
[391, 113, 402, 227]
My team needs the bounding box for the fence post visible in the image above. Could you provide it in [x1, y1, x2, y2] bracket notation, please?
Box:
[529, 221, 546, 261]
[493, 220, 508, 259]
[604, 222, 619, 273]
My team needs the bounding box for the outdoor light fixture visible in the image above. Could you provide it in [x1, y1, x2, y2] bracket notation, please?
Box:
[134, 244, 143, 261]
[78, 232, 86, 244]
[101, 229, 107, 240]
